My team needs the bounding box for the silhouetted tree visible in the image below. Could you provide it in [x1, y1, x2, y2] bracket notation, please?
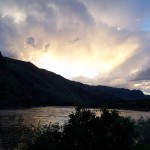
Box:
[62, 107, 135, 150]
[25, 107, 136, 150]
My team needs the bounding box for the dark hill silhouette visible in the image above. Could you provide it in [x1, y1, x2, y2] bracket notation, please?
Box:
[0, 54, 147, 108]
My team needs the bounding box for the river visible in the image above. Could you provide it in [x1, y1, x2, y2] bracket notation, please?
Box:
[0, 106, 150, 126]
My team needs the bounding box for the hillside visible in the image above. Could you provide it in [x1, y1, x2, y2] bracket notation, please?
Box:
[0, 54, 148, 108]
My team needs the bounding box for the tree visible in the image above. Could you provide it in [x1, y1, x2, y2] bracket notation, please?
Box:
[62, 107, 135, 150]
[25, 107, 136, 150]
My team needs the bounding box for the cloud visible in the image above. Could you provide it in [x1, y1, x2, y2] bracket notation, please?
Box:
[0, 0, 150, 93]
[26, 37, 35, 47]
[133, 68, 150, 81]
[81, 0, 150, 31]
[0, 0, 95, 58]
[68, 37, 80, 44]
[45, 43, 50, 49]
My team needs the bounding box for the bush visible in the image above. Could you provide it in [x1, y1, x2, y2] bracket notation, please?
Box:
[62, 108, 135, 150]
[26, 124, 62, 150]
[25, 107, 136, 150]
[136, 117, 150, 143]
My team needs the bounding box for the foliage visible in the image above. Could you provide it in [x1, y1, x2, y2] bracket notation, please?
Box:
[135, 117, 150, 143]
[0, 57, 148, 109]
[24, 107, 136, 150]
[2, 107, 150, 150]
[62, 108, 135, 150]
[26, 124, 62, 150]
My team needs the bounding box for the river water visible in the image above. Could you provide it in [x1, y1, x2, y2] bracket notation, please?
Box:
[0, 106, 150, 126]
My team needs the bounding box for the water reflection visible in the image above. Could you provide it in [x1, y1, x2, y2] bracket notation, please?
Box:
[0, 107, 75, 126]
[0, 107, 150, 126]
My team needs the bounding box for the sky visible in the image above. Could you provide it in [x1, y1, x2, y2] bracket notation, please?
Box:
[0, 0, 150, 94]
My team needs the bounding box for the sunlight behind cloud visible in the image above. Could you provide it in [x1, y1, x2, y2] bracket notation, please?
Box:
[1, 0, 150, 93]
[24, 28, 139, 81]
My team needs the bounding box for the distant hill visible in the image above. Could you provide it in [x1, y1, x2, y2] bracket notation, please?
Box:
[0, 53, 148, 108]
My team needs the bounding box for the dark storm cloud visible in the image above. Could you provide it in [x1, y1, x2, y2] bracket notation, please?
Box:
[133, 68, 150, 81]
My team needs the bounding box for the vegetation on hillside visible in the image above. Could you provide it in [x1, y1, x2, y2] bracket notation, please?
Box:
[98, 99, 150, 111]
[0, 55, 149, 109]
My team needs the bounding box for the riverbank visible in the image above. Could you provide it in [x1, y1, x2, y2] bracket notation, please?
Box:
[0, 107, 150, 150]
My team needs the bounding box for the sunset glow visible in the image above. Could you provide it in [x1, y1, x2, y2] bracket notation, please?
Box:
[1, 0, 150, 93]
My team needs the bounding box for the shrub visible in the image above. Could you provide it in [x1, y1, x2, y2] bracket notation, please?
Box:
[0, 108, 137, 150]
[136, 117, 150, 143]
[24, 124, 62, 150]
[25, 107, 136, 150]
[62, 108, 136, 150]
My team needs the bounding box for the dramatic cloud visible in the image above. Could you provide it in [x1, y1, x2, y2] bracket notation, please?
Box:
[1, 0, 150, 93]
[133, 67, 150, 81]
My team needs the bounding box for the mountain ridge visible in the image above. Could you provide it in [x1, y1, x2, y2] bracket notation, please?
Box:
[0, 54, 148, 108]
